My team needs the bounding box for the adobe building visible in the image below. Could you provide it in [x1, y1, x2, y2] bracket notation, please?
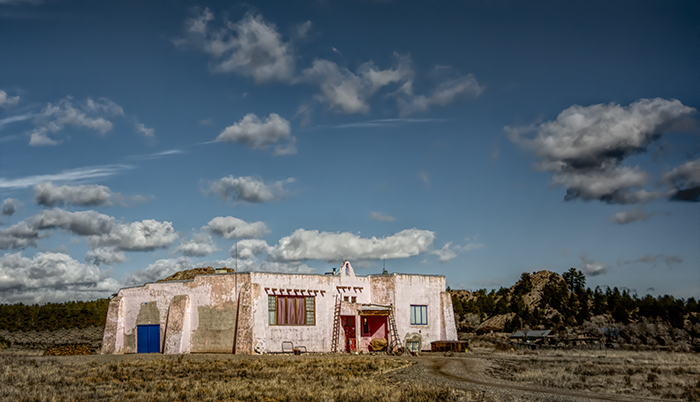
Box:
[101, 261, 457, 354]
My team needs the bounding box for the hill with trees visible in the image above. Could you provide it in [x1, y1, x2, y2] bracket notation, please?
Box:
[450, 269, 700, 351]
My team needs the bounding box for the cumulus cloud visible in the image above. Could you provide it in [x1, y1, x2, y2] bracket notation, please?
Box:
[87, 219, 178, 252]
[267, 228, 434, 262]
[0, 208, 178, 255]
[396, 73, 483, 115]
[34, 182, 121, 207]
[608, 208, 662, 224]
[1, 198, 21, 216]
[28, 97, 125, 146]
[230, 238, 272, 260]
[175, 232, 220, 257]
[508, 98, 696, 204]
[617, 253, 683, 268]
[177, 9, 294, 83]
[662, 158, 700, 202]
[204, 216, 270, 239]
[369, 212, 396, 222]
[301, 54, 413, 114]
[0, 251, 119, 304]
[216, 113, 296, 155]
[578, 254, 610, 276]
[206, 175, 294, 204]
[0, 164, 133, 190]
[30, 208, 116, 236]
[123, 256, 195, 287]
[0, 89, 19, 107]
[85, 247, 127, 266]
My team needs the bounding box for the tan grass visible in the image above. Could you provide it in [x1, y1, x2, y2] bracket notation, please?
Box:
[0, 353, 457, 402]
[484, 349, 700, 400]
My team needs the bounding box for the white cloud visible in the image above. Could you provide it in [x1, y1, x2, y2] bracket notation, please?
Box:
[431, 242, 457, 263]
[34, 182, 115, 207]
[0, 164, 133, 190]
[0, 112, 34, 129]
[206, 175, 294, 204]
[178, 10, 295, 83]
[578, 254, 610, 276]
[216, 113, 295, 154]
[430, 239, 485, 263]
[455, 240, 486, 252]
[123, 256, 195, 287]
[0, 89, 19, 107]
[135, 122, 155, 138]
[1, 198, 21, 216]
[509, 98, 697, 204]
[85, 247, 127, 266]
[0, 208, 178, 255]
[0, 208, 115, 250]
[369, 212, 396, 222]
[608, 208, 658, 225]
[175, 232, 220, 257]
[267, 228, 435, 262]
[229, 239, 271, 260]
[0, 251, 119, 304]
[28, 97, 125, 146]
[396, 73, 483, 115]
[301, 54, 413, 114]
[204, 216, 270, 239]
[88, 219, 178, 252]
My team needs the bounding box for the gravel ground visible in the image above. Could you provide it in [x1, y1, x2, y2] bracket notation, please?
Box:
[383, 351, 683, 402]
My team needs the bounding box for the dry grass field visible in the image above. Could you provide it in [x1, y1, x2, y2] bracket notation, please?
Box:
[0, 353, 457, 402]
[481, 348, 700, 400]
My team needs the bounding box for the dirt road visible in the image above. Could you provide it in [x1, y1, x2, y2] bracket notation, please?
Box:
[387, 355, 678, 402]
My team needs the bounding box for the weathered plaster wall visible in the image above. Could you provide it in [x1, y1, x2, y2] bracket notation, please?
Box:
[163, 295, 190, 354]
[234, 281, 258, 354]
[392, 274, 448, 350]
[101, 296, 123, 354]
[103, 264, 456, 355]
[251, 271, 372, 353]
[440, 291, 458, 341]
[103, 273, 245, 354]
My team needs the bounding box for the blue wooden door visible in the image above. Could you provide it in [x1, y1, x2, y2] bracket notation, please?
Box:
[137, 324, 160, 353]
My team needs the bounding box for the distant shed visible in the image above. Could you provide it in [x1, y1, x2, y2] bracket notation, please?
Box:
[509, 330, 554, 344]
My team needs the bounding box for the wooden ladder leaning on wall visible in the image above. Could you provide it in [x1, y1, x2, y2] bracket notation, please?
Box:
[388, 304, 401, 353]
[331, 295, 342, 352]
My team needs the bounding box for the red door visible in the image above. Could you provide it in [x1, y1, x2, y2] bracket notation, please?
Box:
[342, 316, 356, 352]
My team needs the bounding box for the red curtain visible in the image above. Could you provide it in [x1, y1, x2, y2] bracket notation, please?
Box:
[296, 297, 305, 325]
[277, 297, 286, 325]
[275, 296, 307, 325]
[286, 296, 296, 324]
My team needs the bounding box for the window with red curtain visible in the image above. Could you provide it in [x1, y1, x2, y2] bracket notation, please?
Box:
[270, 296, 315, 325]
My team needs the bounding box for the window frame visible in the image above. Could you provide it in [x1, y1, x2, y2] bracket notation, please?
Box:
[410, 305, 428, 325]
[268, 295, 315, 326]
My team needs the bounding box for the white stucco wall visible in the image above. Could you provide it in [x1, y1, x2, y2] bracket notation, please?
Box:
[102, 262, 457, 355]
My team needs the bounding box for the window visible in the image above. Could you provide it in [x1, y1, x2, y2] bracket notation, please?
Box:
[268, 296, 315, 325]
[410, 305, 427, 325]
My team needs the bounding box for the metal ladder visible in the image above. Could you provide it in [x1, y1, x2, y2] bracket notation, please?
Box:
[331, 295, 342, 352]
[388, 304, 401, 351]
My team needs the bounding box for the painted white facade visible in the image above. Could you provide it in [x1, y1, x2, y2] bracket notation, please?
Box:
[101, 261, 457, 354]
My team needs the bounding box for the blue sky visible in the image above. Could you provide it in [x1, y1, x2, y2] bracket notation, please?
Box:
[0, 0, 698, 303]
